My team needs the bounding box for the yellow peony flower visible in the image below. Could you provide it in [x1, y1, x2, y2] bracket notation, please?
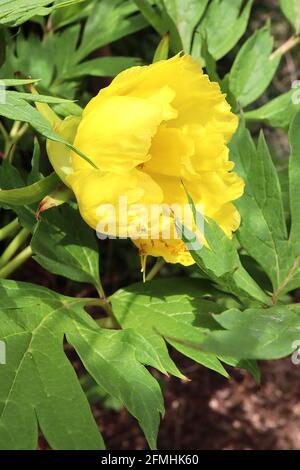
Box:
[47, 54, 244, 267]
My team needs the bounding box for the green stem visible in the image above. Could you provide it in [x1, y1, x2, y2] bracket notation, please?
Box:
[1, 120, 13, 159]
[89, 295, 120, 329]
[2, 122, 29, 161]
[85, 298, 111, 309]
[43, 16, 53, 43]
[0, 121, 10, 146]
[0, 245, 32, 279]
[0, 218, 20, 241]
[7, 123, 29, 162]
[94, 280, 120, 329]
[9, 121, 21, 139]
[96, 317, 116, 329]
[104, 303, 120, 329]
[14, 123, 28, 140]
[95, 280, 106, 300]
[0, 227, 30, 268]
[145, 257, 165, 281]
[270, 35, 300, 61]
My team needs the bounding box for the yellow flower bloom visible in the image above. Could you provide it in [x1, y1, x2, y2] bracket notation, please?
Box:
[47, 54, 244, 266]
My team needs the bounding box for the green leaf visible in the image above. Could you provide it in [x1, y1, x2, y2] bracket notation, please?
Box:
[31, 205, 100, 287]
[244, 89, 300, 131]
[52, 23, 81, 77]
[0, 0, 54, 25]
[229, 24, 281, 107]
[0, 172, 59, 206]
[278, 168, 290, 224]
[288, 111, 300, 247]
[0, 279, 164, 449]
[0, 92, 97, 169]
[0, 0, 86, 26]
[133, 0, 167, 36]
[177, 194, 270, 304]
[53, 101, 83, 118]
[153, 34, 169, 62]
[67, 323, 163, 450]
[0, 280, 104, 450]
[0, 29, 6, 68]
[229, 123, 288, 291]
[220, 73, 239, 111]
[73, 0, 147, 63]
[161, 0, 209, 52]
[112, 278, 238, 379]
[2, 31, 55, 88]
[62, 56, 141, 79]
[0, 90, 65, 141]
[0, 78, 40, 87]
[7, 91, 74, 105]
[51, 0, 92, 29]
[200, 0, 252, 60]
[48, 5, 144, 82]
[81, 375, 123, 411]
[112, 279, 262, 381]
[0, 160, 37, 230]
[201, 304, 300, 360]
[280, 0, 300, 34]
[230, 117, 300, 297]
[199, 33, 220, 83]
[27, 139, 42, 185]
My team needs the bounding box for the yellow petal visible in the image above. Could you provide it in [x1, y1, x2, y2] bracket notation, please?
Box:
[67, 169, 164, 237]
[46, 115, 80, 184]
[212, 203, 241, 238]
[83, 55, 183, 111]
[71, 96, 167, 173]
[87, 54, 237, 140]
[142, 126, 194, 177]
[133, 237, 194, 266]
[182, 124, 234, 173]
[138, 86, 178, 121]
